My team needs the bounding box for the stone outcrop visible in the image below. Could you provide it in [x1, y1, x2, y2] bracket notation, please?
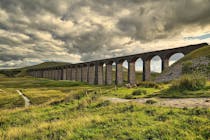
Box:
[156, 56, 210, 82]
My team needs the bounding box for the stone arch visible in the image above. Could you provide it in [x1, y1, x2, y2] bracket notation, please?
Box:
[150, 55, 162, 73]
[169, 53, 185, 66]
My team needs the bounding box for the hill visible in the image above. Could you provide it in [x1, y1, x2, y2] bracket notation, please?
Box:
[0, 62, 70, 77]
[156, 45, 210, 82]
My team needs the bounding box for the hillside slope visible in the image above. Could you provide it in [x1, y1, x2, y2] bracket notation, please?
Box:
[156, 45, 210, 82]
[0, 62, 70, 77]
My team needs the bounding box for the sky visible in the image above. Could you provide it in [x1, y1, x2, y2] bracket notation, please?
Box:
[0, 0, 210, 72]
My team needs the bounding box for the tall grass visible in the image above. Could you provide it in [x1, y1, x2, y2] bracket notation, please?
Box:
[170, 74, 206, 91]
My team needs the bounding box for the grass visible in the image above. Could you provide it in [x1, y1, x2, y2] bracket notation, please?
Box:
[0, 90, 209, 139]
[0, 77, 209, 139]
[0, 77, 86, 88]
[0, 89, 24, 109]
[178, 45, 210, 63]
[22, 88, 70, 105]
[149, 81, 210, 98]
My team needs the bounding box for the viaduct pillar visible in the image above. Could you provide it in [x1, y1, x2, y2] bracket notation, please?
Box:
[71, 66, 76, 81]
[62, 67, 67, 80]
[82, 65, 88, 82]
[116, 61, 123, 85]
[161, 57, 169, 72]
[53, 69, 56, 80]
[76, 66, 82, 81]
[55, 69, 59, 80]
[105, 63, 112, 85]
[143, 58, 151, 81]
[128, 60, 136, 85]
[95, 63, 104, 85]
[49, 69, 52, 79]
[88, 64, 95, 84]
[66, 67, 72, 80]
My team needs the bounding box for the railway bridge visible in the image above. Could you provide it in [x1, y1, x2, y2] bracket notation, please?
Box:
[28, 43, 208, 85]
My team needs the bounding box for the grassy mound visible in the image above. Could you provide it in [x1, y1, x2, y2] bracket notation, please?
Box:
[178, 46, 210, 63]
[170, 74, 206, 91]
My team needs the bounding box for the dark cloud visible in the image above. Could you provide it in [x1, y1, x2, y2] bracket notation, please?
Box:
[0, 0, 210, 69]
[117, 0, 210, 42]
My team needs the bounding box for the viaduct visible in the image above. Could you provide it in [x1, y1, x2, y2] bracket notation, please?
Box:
[28, 43, 208, 85]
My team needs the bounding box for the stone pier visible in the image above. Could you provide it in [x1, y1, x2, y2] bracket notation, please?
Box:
[105, 63, 112, 85]
[116, 61, 123, 85]
[128, 60, 136, 84]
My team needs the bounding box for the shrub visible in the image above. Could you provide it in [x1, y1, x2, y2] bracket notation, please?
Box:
[137, 82, 159, 89]
[182, 61, 193, 74]
[145, 99, 157, 104]
[145, 109, 156, 116]
[124, 95, 134, 99]
[132, 89, 147, 95]
[95, 100, 110, 108]
[170, 74, 206, 91]
[155, 114, 169, 122]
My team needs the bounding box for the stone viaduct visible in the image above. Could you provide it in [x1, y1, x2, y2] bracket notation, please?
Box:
[28, 43, 208, 85]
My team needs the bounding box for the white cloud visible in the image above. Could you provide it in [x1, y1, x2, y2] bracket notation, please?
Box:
[0, 0, 210, 69]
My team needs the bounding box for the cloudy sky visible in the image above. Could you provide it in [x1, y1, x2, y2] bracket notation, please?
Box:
[0, 0, 210, 71]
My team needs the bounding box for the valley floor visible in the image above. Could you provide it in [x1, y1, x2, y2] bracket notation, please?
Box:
[0, 77, 209, 139]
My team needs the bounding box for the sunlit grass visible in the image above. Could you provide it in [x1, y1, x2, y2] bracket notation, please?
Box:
[0, 89, 24, 109]
[0, 77, 209, 139]
[0, 95, 209, 139]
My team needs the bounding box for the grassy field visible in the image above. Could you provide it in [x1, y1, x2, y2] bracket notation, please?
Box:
[0, 89, 24, 109]
[0, 76, 209, 139]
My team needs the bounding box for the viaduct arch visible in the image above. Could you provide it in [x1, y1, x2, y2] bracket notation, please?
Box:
[28, 43, 208, 85]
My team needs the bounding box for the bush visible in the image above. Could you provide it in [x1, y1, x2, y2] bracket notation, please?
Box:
[182, 61, 193, 74]
[145, 99, 157, 104]
[137, 82, 159, 89]
[124, 95, 134, 99]
[95, 100, 111, 108]
[170, 74, 206, 91]
[132, 89, 147, 95]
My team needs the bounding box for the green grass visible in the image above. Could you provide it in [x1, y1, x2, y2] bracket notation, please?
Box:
[149, 81, 210, 98]
[178, 45, 210, 63]
[0, 77, 209, 139]
[171, 45, 210, 67]
[22, 88, 70, 105]
[101, 87, 161, 99]
[0, 89, 24, 109]
[0, 90, 209, 139]
[0, 77, 86, 88]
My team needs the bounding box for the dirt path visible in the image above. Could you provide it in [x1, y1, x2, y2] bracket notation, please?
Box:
[16, 90, 30, 107]
[105, 97, 210, 108]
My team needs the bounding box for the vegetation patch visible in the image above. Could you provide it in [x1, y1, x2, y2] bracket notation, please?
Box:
[145, 99, 157, 104]
[137, 81, 160, 89]
[170, 74, 206, 91]
[132, 89, 147, 95]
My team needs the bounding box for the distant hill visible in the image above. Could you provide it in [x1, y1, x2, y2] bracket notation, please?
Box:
[156, 45, 210, 82]
[22, 62, 70, 70]
[0, 62, 70, 77]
